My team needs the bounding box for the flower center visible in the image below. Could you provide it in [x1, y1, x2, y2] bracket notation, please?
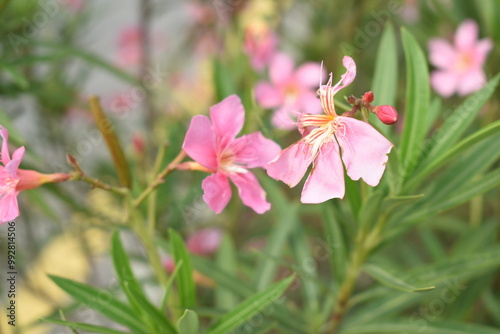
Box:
[456, 52, 473, 72]
[300, 114, 340, 164]
[284, 84, 299, 103]
[218, 149, 247, 174]
[0, 175, 18, 199]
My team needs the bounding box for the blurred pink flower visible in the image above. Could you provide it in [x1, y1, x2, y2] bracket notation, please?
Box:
[1, 126, 70, 223]
[244, 25, 278, 71]
[255, 53, 325, 129]
[429, 20, 493, 97]
[186, 228, 222, 255]
[182, 95, 281, 214]
[116, 26, 144, 67]
[267, 57, 393, 203]
[64, 0, 84, 11]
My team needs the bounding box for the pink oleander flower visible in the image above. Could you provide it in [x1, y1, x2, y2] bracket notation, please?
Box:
[182, 95, 281, 214]
[186, 228, 222, 255]
[429, 19, 493, 97]
[116, 26, 144, 67]
[244, 25, 278, 71]
[1, 126, 70, 223]
[255, 53, 325, 130]
[267, 57, 393, 204]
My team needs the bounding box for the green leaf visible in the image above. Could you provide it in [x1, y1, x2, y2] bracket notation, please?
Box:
[421, 74, 499, 165]
[406, 120, 500, 191]
[256, 177, 298, 291]
[111, 230, 146, 302]
[290, 223, 319, 314]
[371, 23, 398, 137]
[342, 320, 500, 334]
[399, 28, 430, 179]
[89, 96, 131, 188]
[177, 310, 199, 334]
[36, 41, 140, 85]
[205, 275, 295, 334]
[215, 234, 238, 310]
[0, 63, 29, 89]
[44, 319, 130, 334]
[322, 204, 348, 282]
[363, 263, 435, 293]
[169, 229, 196, 308]
[111, 231, 178, 333]
[213, 58, 237, 101]
[381, 194, 424, 212]
[49, 275, 146, 334]
[193, 257, 305, 333]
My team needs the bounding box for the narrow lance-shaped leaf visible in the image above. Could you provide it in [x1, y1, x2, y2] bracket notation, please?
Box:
[89, 96, 132, 188]
[399, 28, 430, 179]
[111, 233, 174, 332]
[169, 229, 196, 308]
[44, 319, 131, 334]
[177, 310, 199, 334]
[206, 275, 295, 334]
[49, 275, 146, 334]
[371, 23, 398, 137]
[363, 263, 435, 293]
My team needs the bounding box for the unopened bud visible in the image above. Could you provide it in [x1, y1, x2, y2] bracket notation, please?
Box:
[375, 105, 398, 125]
[347, 95, 356, 105]
[362, 91, 374, 104]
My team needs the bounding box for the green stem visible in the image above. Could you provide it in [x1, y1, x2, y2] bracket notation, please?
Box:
[134, 150, 186, 207]
[127, 195, 169, 287]
[71, 172, 128, 196]
[330, 214, 387, 333]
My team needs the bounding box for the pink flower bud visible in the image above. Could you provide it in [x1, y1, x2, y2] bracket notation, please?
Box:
[375, 105, 398, 125]
[362, 91, 374, 104]
[16, 170, 71, 191]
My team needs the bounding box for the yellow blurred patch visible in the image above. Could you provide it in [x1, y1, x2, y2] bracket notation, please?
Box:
[0, 227, 108, 334]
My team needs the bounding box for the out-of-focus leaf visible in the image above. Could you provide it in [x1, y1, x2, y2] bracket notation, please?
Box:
[363, 263, 435, 293]
[216, 234, 238, 310]
[322, 204, 348, 282]
[177, 310, 199, 334]
[418, 74, 499, 168]
[290, 223, 319, 314]
[192, 257, 305, 333]
[49, 275, 146, 334]
[205, 275, 295, 334]
[35, 41, 140, 85]
[0, 110, 24, 145]
[399, 28, 430, 179]
[169, 229, 196, 308]
[0, 63, 29, 89]
[342, 320, 500, 334]
[371, 24, 398, 137]
[407, 120, 500, 191]
[89, 96, 131, 188]
[213, 58, 237, 101]
[44, 319, 130, 334]
[256, 176, 298, 291]
[111, 231, 178, 334]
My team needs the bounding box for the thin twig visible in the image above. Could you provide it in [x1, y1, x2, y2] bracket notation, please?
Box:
[133, 151, 187, 207]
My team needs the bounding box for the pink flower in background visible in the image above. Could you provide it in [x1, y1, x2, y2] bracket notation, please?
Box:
[64, 0, 84, 11]
[0, 126, 70, 223]
[255, 53, 325, 129]
[429, 20, 493, 97]
[186, 228, 222, 255]
[116, 26, 144, 67]
[182, 95, 281, 214]
[244, 25, 278, 71]
[267, 57, 393, 204]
